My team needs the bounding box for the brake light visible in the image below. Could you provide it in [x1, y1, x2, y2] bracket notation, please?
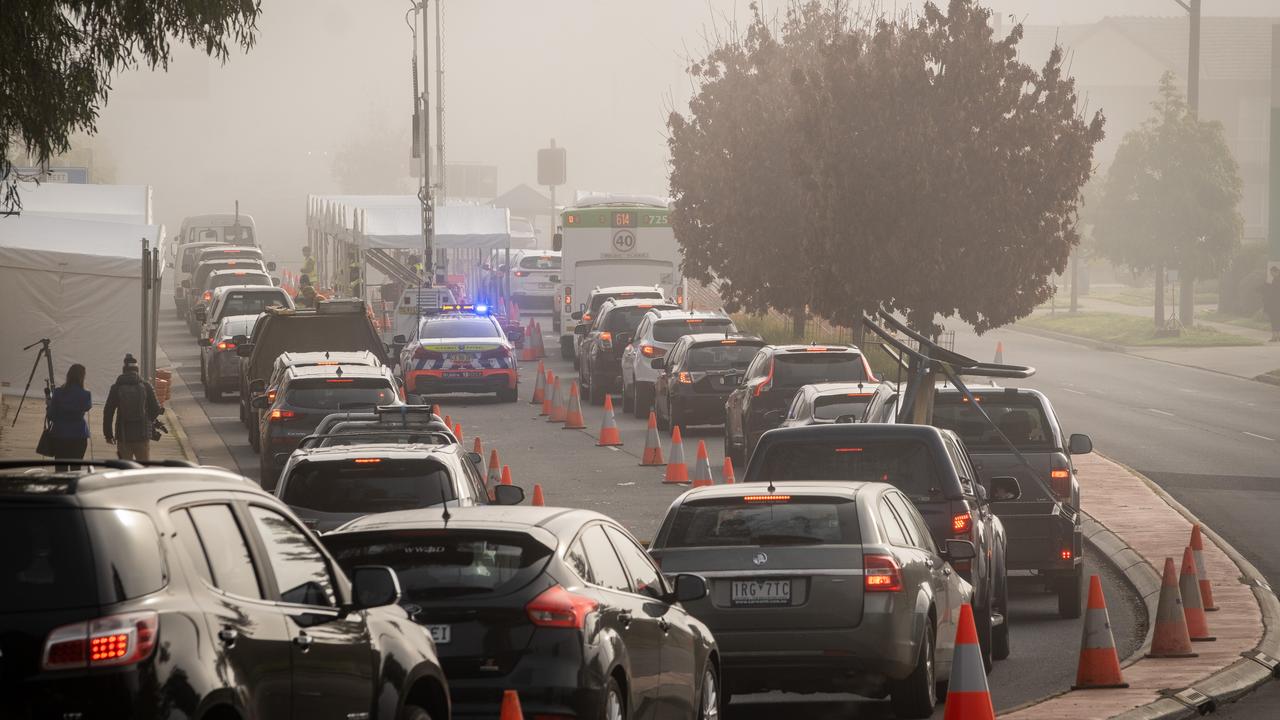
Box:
[743, 494, 791, 503]
[686, 318, 703, 323]
[270, 409, 296, 420]
[564, 288, 572, 309]
[864, 555, 903, 592]
[952, 512, 972, 534]
[353, 458, 382, 464]
[216, 341, 236, 351]
[677, 372, 693, 384]
[514, 270, 528, 277]
[599, 331, 612, 348]
[835, 447, 863, 453]
[1050, 465, 1071, 500]
[42, 611, 159, 671]
[526, 585, 598, 629]
[266, 389, 277, 403]
[753, 359, 774, 397]
[640, 345, 665, 358]
[720, 339, 737, 345]
[233, 271, 246, 276]
[1060, 549, 1073, 560]
[326, 378, 354, 383]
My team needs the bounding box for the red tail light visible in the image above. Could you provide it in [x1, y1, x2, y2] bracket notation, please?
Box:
[752, 359, 775, 397]
[1050, 465, 1071, 500]
[564, 288, 572, 309]
[216, 341, 236, 351]
[266, 389, 277, 403]
[640, 345, 666, 358]
[270, 409, 296, 421]
[526, 585, 598, 629]
[43, 611, 159, 670]
[952, 512, 972, 535]
[514, 270, 528, 277]
[864, 554, 903, 592]
[599, 331, 612, 348]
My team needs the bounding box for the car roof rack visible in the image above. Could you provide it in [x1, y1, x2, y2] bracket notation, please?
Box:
[0, 459, 141, 471]
[295, 429, 456, 451]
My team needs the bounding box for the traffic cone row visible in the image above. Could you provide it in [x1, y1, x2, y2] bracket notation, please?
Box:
[1180, 547, 1215, 641]
[532, 321, 547, 359]
[563, 382, 586, 429]
[530, 360, 546, 404]
[1190, 524, 1218, 611]
[1147, 557, 1198, 658]
[597, 395, 623, 446]
[1072, 575, 1128, 689]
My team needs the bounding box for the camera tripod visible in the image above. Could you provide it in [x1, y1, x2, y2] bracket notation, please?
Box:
[12, 338, 55, 428]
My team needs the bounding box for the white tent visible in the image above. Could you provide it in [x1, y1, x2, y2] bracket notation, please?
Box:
[0, 214, 162, 401]
[14, 182, 153, 225]
[306, 195, 511, 251]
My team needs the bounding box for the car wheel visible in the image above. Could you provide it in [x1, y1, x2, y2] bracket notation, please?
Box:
[561, 336, 575, 361]
[204, 375, 218, 402]
[975, 600, 994, 673]
[1058, 565, 1084, 619]
[259, 458, 277, 493]
[656, 401, 671, 431]
[622, 382, 634, 413]
[588, 368, 606, 406]
[634, 383, 653, 419]
[604, 676, 626, 720]
[890, 622, 937, 719]
[699, 665, 720, 720]
[249, 427, 261, 453]
[993, 569, 1011, 661]
[497, 386, 518, 403]
[399, 705, 432, 720]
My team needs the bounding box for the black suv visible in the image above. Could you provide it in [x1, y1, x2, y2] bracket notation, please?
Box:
[652, 333, 765, 430]
[576, 298, 676, 406]
[0, 460, 450, 720]
[743, 423, 1020, 670]
[724, 344, 874, 466]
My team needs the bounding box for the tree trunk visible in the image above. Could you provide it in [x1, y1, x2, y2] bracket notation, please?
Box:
[1154, 265, 1165, 331]
[1179, 273, 1195, 327]
[791, 307, 807, 340]
[1069, 250, 1079, 313]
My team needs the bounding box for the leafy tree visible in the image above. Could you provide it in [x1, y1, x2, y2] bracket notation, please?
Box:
[1, 0, 262, 211]
[1095, 72, 1243, 329]
[669, 0, 1105, 336]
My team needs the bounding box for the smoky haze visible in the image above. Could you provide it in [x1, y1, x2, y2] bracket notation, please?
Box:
[86, 0, 1279, 264]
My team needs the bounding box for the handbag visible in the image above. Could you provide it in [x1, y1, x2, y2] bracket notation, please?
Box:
[36, 421, 55, 457]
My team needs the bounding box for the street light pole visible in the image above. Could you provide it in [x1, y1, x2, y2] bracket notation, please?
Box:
[1172, 0, 1201, 327]
[417, 1, 434, 285]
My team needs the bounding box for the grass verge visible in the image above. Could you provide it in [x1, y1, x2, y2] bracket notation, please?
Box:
[1086, 287, 1218, 307]
[1020, 312, 1260, 347]
[1198, 310, 1273, 332]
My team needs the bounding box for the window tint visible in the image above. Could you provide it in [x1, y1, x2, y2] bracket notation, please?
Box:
[171, 509, 214, 585]
[774, 353, 866, 385]
[83, 509, 167, 603]
[248, 507, 336, 607]
[282, 459, 457, 514]
[566, 540, 593, 583]
[519, 255, 561, 270]
[933, 394, 1056, 451]
[663, 496, 860, 548]
[0, 506, 96, 612]
[652, 318, 735, 343]
[756, 439, 948, 502]
[877, 500, 910, 546]
[209, 273, 270, 290]
[602, 306, 657, 334]
[813, 395, 872, 421]
[580, 525, 629, 592]
[283, 379, 396, 410]
[687, 343, 761, 370]
[888, 494, 937, 553]
[188, 504, 263, 599]
[604, 526, 665, 600]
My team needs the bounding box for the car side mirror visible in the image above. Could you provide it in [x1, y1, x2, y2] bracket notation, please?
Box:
[267, 261, 277, 271]
[650, 358, 665, 370]
[197, 337, 212, 347]
[574, 323, 589, 336]
[552, 232, 563, 251]
[272, 277, 281, 287]
[571, 311, 583, 320]
[249, 379, 267, 394]
[493, 484, 525, 506]
[989, 476, 1022, 502]
[393, 334, 407, 345]
[193, 308, 207, 321]
[251, 395, 271, 410]
[466, 451, 483, 465]
[347, 566, 401, 611]
[1068, 433, 1093, 455]
[943, 539, 977, 561]
[671, 573, 708, 603]
[235, 342, 254, 358]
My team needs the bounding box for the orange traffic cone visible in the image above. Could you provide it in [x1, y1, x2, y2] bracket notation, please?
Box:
[443, 414, 452, 430]
[664, 427, 689, 484]
[639, 411, 664, 465]
[597, 394, 623, 446]
[531, 483, 545, 506]
[1146, 557, 1198, 658]
[994, 341, 1004, 364]
[540, 372, 554, 416]
[691, 440, 714, 487]
[472, 436, 484, 455]
[1189, 525, 1218, 611]
[452, 423, 463, 443]
[534, 321, 547, 359]
[431, 404, 442, 419]
[563, 382, 587, 429]
[548, 378, 567, 423]
[1180, 546, 1215, 642]
[487, 449, 501, 487]
[944, 604, 996, 720]
[530, 360, 546, 404]
[500, 689, 524, 720]
[500, 465, 513, 485]
[1072, 575, 1129, 689]
[723, 456, 736, 484]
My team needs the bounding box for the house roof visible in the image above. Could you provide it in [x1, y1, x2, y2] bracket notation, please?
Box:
[492, 183, 551, 213]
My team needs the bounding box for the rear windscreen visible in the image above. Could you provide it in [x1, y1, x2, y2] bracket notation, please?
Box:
[249, 316, 383, 377]
[603, 306, 657, 334]
[933, 395, 1056, 452]
[591, 292, 663, 314]
[813, 395, 872, 421]
[653, 319, 734, 343]
[284, 378, 396, 410]
[687, 343, 762, 370]
[0, 506, 166, 612]
[663, 497, 860, 548]
[283, 459, 456, 514]
[218, 316, 257, 339]
[519, 255, 561, 270]
[756, 440, 946, 503]
[210, 273, 270, 290]
[325, 530, 553, 600]
[420, 318, 499, 338]
[775, 353, 866, 385]
[221, 292, 288, 317]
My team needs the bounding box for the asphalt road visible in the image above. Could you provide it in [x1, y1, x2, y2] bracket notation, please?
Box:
[158, 307, 1145, 716]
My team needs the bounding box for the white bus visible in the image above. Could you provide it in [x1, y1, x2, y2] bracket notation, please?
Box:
[553, 195, 685, 358]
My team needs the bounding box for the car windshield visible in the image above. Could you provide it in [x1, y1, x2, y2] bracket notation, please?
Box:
[933, 394, 1056, 452]
[325, 530, 553, 600]
[221, 292, 287, 316]
[813, 395, 872, 421]
[283, 459, 456, 513]
[284, 378, 397, 409]
[519, 255, 561, 270]
[420, 318, 499, 338]
[653, 318, 734, 343]
[775, 353, 866, 385]
[663, 496, 859, 548]
[756, 439, 945, 503]
[687, 343, 761, 370]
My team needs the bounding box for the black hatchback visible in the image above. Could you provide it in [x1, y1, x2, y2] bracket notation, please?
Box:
[653, 334, 765, 430]
[324, 506, 720, 720]
[0, 460, 450, 720]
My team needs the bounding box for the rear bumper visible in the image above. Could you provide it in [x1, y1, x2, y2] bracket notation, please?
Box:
[407, 369, 517, 395]
[8, 671, 145, 720]
[996, 503, 1082, 572]
[669, 393, 731, 424]
[444, 648, 604, 718]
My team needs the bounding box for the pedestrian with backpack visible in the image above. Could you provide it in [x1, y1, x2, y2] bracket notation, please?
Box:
[103, 354, 162, 461]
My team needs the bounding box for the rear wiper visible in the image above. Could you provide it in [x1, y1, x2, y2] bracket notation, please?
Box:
[751, 534, 825, 546]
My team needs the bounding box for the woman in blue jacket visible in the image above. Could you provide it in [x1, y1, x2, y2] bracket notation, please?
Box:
[46, 363, 92, 460]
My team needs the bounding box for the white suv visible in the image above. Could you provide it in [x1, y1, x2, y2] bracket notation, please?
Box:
[620, 309, 736, 417]
[508, 250, 562, 308]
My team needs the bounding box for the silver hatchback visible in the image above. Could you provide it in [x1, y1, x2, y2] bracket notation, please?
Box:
[649, 481, 975, 718]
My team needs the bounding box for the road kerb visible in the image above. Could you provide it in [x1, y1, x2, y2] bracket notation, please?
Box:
[164, 407, 199, 463]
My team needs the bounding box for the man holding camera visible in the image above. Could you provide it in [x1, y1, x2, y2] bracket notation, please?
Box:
[103, 354, 163, 461]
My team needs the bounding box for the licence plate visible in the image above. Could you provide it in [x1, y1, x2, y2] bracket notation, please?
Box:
[731, 579, 792, 606]
[427, 624, 451, 645]
[445, 370, 484, 378]
[449, 353, 472, 363]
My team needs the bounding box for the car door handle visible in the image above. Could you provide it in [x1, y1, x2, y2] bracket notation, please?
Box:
[293, 632, 313, 651]
[618, 611, 633, 629]
[658, 618, 670, 633]
[218, 627, 238, 646]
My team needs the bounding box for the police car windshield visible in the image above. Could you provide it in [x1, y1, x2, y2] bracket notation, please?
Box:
[421, 318, 500, 338]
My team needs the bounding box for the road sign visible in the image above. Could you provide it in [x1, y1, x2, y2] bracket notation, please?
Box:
[538, 142, 566, 186]
[6, 166, 90, 183]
